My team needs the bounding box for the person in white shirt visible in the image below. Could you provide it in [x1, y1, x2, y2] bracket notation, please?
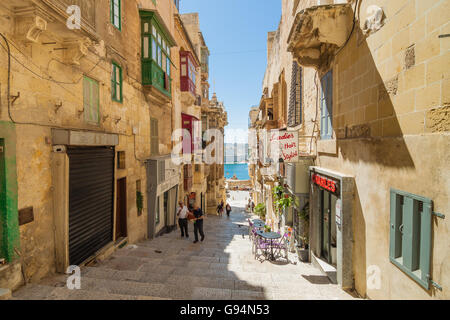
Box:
[177, 201, 190, 238]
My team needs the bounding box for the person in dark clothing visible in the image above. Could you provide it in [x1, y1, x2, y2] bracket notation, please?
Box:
[226, 203, 232, 217]
[193, 204, 205, 243]
[217, 200, 224, 217]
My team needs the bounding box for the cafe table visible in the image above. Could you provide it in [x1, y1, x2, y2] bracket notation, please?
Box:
[252, 221, 265, 230]
[258, 231, 281, 261]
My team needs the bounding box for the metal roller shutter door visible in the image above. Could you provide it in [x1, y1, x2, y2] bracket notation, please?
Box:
[68, 147, 114, 266]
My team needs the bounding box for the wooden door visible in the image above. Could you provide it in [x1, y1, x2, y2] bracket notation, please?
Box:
[116, 178, 127, 239]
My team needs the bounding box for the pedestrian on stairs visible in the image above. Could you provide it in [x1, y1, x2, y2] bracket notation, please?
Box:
[176, 201, 189, 238]
[193, 204, 205, 243]
[226, 203, 232, 218]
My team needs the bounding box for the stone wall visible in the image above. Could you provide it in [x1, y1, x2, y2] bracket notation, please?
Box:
[0, 0, 178, 284]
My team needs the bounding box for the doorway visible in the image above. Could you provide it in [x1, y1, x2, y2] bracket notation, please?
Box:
[116, 178, 128, 240]
[320, 189, 337, 266]
[0, 139, 5, 259]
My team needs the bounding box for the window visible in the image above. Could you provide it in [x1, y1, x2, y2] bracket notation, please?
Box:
[136, 180, 143, 217]
[111, 62, 122, 102]
[180, 51, 197, 95]
[151, 118, 159, 156]
[110, 0, 121, 30]
[390, 189, 433, 290]
[140, 11, 174, 96]
[320, 70, 333, 140]
[288, 61, 302, 127]
[117, 151, 125, 169]
[201, 47, 209, 74]
[83, 76, 99, 124]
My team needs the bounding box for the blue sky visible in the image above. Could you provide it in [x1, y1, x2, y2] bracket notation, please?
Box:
[180, 0, 281, 142]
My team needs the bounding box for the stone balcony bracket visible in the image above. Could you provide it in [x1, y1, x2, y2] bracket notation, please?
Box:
[181, 91, 196, 106]
[14, 6, 52, 43]
[63, 37, 91, 65]
[287, 3, 354, 71]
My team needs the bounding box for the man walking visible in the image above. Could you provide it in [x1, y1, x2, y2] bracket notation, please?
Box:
[193, 204, 205, 243]
[177, 201, 189, 238]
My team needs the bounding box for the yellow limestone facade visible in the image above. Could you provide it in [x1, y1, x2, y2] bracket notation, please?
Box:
[251, 0, 449, 299]
[0, 0, 190, 289]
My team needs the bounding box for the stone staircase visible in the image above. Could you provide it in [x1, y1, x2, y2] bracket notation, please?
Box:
[12, 210, 357, 300]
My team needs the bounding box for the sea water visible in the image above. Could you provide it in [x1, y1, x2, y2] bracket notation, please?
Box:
[224, 163, 250, 180]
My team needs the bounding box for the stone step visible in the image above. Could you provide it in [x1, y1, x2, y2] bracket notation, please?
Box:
[11, 283, 166, 300]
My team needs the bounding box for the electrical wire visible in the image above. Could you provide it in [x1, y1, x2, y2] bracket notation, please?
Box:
[335, 0, 360, 56]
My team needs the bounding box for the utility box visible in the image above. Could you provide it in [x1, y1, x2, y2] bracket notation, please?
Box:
[286, 157, 315, 195]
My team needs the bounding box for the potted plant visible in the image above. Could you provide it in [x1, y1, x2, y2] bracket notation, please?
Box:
[254, 203, 266, 220]
[296, 202, 310, 262]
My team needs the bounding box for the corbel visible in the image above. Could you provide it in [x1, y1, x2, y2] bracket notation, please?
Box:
[63, 37, 91, 65]
[14, 6, 51, 43]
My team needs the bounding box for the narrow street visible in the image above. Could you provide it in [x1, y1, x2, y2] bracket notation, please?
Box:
[12, 191, 356, 300]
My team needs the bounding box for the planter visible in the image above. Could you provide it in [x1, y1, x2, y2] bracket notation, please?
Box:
[296, 246, 310, 262]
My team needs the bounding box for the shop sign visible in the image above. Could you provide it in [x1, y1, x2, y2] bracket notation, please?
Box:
[270, 130, 298, 163]
[311, 173, 340, 195]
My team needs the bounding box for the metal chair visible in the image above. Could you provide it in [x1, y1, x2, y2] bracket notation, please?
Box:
[253, 234, 271, 261]
[271, 232, 290, 260]
[248, 219, 254, 241]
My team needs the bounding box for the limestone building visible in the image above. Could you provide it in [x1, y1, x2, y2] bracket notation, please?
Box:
[252, 0, 449, 299]
[181, 13, 228, 214]
[0, 0, 186, 291]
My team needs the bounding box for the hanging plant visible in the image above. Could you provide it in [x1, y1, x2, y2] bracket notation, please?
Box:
[272, 185, 293, 216]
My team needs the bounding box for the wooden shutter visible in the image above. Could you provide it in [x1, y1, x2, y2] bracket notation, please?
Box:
[84, 77, 99, 124]
[320, 71, 333, 139]
[389, 189, 433, 289]
[288, 62, 298, 127]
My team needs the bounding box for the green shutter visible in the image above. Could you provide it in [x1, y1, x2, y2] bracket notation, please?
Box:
[111, 0, 121, 30]
[111, 63, 123, 103]
[419, 201, 432, 288]
[389, 191, 402, 260]
[390, 189, 433, 290]
[83, 76, 99, 124]
[401, 197, 414, 271]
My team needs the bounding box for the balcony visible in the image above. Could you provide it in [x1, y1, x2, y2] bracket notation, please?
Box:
[287, 3, 353, 71]
[142, 61, 172, 105]
[180, 79, 196, 105]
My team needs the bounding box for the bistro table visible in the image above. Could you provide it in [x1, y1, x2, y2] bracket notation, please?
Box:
[257, 231, 281, 261]
[253, 221, 265, 229]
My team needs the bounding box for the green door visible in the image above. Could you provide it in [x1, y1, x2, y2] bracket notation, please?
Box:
[0, 139, 5, 260]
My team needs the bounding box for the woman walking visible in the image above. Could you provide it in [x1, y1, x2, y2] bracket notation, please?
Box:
[226, 203, 232, 218]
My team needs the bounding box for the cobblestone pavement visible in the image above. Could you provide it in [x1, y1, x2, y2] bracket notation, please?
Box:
[13, 204, 359, 300]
